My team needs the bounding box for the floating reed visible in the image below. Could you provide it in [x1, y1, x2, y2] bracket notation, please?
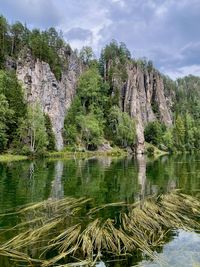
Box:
[0, 191, 200, 266]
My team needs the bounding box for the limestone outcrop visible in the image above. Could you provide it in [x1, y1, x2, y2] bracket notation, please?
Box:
[16, 49, 172, 154]
[16, 49, 82, 150]
[118, 64, 172, 153]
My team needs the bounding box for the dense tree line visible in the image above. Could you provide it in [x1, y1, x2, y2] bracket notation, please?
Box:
[145, 75, 200, 152]
[0, 69, 55, 155]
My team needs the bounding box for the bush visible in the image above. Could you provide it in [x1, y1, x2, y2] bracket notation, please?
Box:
[146, 146, 155, 156]
[144, 121, 166, 146]
[108, 106, 136, 147]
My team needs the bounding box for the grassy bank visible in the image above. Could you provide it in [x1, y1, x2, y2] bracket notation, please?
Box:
[47, 147, 128, 160]
[0, 154, 28, 162]
[0, 144, 168, 162]
[145, 142, 169, 157]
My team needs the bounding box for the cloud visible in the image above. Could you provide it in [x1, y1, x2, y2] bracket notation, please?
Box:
[65, 28, 92, 41]
[164, 65, 200, 80]
[0, 0, 60, 28]
[0, 0, 200, 79]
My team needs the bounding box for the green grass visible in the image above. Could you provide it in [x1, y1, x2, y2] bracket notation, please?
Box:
[47, 147, 128, 159]
[145, 142, 169, 157]
[0, 154, 28, 162]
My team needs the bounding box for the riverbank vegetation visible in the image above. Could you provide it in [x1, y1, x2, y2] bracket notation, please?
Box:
[0, 191, 200, 266]
[0, 154, 27, 162]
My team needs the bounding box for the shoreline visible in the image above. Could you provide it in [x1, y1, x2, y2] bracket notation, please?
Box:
[0, 145, 171, 163]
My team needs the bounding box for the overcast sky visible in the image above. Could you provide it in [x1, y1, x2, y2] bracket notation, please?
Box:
[1, 0, 200, 79]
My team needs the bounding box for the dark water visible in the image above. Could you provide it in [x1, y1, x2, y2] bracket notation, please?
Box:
[0, 154, 200, 266]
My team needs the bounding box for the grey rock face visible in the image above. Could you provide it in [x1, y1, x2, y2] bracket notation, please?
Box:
[16, 49, 82, 150]
[121, 64, 172, 153]
[16, 49, 172, 154]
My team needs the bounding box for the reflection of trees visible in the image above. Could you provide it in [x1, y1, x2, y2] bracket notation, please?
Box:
[62, 158, 139, 205]
[0, 153, 200, 222]
[0, 160, 55, 215]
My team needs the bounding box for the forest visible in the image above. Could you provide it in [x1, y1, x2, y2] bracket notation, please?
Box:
[0, 15, 200, 156]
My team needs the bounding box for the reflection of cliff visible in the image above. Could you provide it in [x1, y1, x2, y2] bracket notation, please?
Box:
[96, 157, 112, 168]
[50, 161, 64, 199]
[137, 154, 146, 201]
[167, 179, 177, 191]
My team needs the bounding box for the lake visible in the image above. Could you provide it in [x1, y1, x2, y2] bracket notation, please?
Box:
[0, 154, 200, 266]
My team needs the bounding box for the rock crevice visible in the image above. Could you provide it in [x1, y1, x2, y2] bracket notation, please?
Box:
[122, 64, 172, 153]
[16, 49, 82, 150]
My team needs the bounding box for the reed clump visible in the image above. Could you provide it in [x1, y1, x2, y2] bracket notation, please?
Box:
[0, 191, 200, 266]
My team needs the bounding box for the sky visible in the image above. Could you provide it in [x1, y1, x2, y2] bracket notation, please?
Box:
[0, 0, 200, 79]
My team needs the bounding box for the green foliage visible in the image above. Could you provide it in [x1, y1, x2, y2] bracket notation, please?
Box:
[77, 67, 107, 110]
[157, 75, 200, 152]
[79, 46, 94, 64]
[0, 15, 9, 68]
[64, 57, 137, 150]
[0, 94, 12, 152]
[0, 70, 27, 151]
[101, 40, 131, 65]
[17, 103, 48, 155]
[174, 115, 185, 150]
[0, 70, 27, 144]
[10, 21, 26, 55]
[0, 15, 70, 81]
[136, 58, 155, 72]
[146, 145, 155, 156]
[64, 97, 83, 145]
[77, 113, 104, 150]
[64, 66, 106, 149]
[44, 114, 56, 151]
[162, 128, 174, 152]
[175, 75, 200, 119]
[108, 106, 136, 147]
[29, 28, 64, 80]
[144, 121, 166, 146]
[99, 40, 131, 86]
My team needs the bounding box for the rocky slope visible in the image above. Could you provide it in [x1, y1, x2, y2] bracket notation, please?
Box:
[16, 49, 82, 150]
[116, 63, 172, 153]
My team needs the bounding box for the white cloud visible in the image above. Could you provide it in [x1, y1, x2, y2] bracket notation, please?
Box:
[164, 65, 200, 80]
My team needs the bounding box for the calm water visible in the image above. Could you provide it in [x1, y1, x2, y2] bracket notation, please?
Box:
[0, 154, 200, 266]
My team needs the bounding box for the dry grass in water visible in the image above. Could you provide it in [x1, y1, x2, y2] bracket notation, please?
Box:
[0, 191, 200, 266]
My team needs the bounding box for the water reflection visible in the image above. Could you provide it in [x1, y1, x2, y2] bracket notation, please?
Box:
[0, 154, 200, 266]
[0, 154, 200, 212]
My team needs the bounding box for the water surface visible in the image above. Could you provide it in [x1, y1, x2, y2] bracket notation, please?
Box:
[0, 154, 200, 266]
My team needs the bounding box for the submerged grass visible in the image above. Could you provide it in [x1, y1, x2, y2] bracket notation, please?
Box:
[0, 191, 200, 266]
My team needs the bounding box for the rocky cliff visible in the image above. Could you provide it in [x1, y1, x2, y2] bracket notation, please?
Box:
[16, 49, 82, 150]
[117, 63, 173, 153]
[15, 49, 172, 154]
